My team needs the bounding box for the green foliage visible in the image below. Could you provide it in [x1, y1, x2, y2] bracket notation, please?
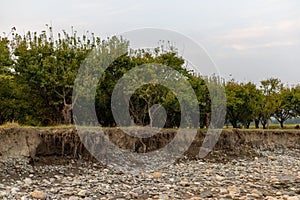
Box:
[225, 78, 300, 129]
[273, 87, 294, 128]
[225, 81, 261, 128]
[95, 48, 203, 128]
[0, 37, 13, 74]
[259, 78, 283, 129]
[0, 27, 300, 129]
[290, 86, 300, 116]
[12, 27, 95, 125]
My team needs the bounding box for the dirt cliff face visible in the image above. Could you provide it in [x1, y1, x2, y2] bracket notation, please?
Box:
[0, 128, 300, 161]
[0, 128, 41, 160]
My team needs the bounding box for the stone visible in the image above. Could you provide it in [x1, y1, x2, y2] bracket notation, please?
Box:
[190, 197, 202, 200]
[227, 185, 240, 197]
[68, 196, 79, 200]
[219, 187, 228, 194]
[24, 177, 32, 185]
[265, 196, 277, 200]
[77, 189, 87, 197]
[152, 172, 162, 178]
[180, 180, 190, 186]
[215, 174, 224, 181]
[159, 193, 168, 199]
[169, 178, 175, 182]
[250, 189, 262, 197]
[0, 146, 299, 200]
[286, 196, 300, 200]
[31, 190, 47, 199]
[49, 178, 56, 182]
[276, 191, 282, 196]
[198, 190, 213, 198]
[0, 191, 7, 197]
[267, 156, 275, 160]
[11, 187, 20, 194]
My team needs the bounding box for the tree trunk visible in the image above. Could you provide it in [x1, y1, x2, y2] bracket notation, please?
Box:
[205, 112, 211, 128]
[246, 121, 251, 129]
[148, 104, 162, 128]
[261, 118, 267, 129]
[149, 107, 153, 128]
[280, 121, 284, 129]
[254, 119, 260, 129]
[61, 93, 77, 125]
[62, 104, 72, 125]
[230, 120, 237, 128]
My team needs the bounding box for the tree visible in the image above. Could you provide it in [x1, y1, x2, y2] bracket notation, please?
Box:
[0, 74, 33, 125]
[96, 54, 133, 127]
[204, 75, 226, 129]
[242, 82, 263, 128]
[290, 85, 300, 117]
[259, 78, 283, 129]
[0, 37, 13, 74]
[225, 81, 246, 128]
[96, 48, 202, 128]
[189, 75, 210, 128]
[273, 87, 294, 128]
[225, 81, 262, 128]
[0, 37, 14, 124]
[12, 27, 94, 125]
[74, 35, 130, 126]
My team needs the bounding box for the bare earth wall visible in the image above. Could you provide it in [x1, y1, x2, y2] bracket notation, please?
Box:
[0, 128, 300, 161]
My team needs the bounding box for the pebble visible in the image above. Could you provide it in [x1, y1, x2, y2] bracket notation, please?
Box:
[0, 148, 299, 199]
[286, 196, 300, 200]
[78, 189, 87, 197]
[219, 187, 227, 194]
[152, 172, 162, 178]
[24, 178, 32, 185]
[11, 187, 20, 194]
[31, 189, 47, 199]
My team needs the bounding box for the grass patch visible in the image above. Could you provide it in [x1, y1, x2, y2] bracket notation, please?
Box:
[0, 121, 21, 128]
[0, 123, 299, 130]
[223, 124, 299, 130]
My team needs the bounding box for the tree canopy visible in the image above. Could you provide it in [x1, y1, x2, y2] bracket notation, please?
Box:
[0, 27, 300, 129]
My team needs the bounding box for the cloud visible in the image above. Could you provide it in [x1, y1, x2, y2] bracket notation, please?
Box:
[276, 19, 300, 30]
[218, 19, 300, 51]
[227, 40, 300, 50]
[221, 25, 272, 40]
[220, 19, 300, 40]
[69, 1, 142, 17]
[107, 4, 141, 16]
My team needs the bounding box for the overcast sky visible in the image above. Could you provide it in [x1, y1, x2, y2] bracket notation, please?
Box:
[1, 0, 300, 85]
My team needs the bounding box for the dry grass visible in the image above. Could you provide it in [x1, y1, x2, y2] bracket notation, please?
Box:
[223, 124, 299, 130]
[0, 122, 299, 130]
[0, 121, 21, 128]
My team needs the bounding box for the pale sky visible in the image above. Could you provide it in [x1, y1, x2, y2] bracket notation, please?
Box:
[1, 0, 300, 85]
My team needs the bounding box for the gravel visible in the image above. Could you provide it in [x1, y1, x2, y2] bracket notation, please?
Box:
[0, 148, 300, 199]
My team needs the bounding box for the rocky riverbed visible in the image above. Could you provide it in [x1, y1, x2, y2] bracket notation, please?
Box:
[0, 147, 300, 200]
